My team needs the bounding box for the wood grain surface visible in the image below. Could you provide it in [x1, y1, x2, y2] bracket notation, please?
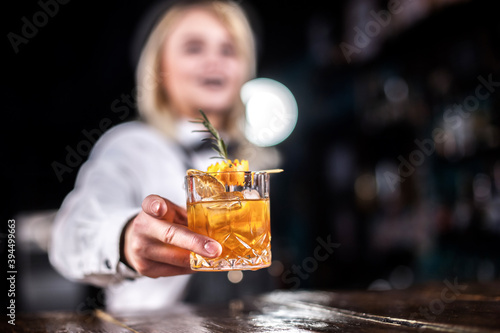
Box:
[5, 281, 499, 332]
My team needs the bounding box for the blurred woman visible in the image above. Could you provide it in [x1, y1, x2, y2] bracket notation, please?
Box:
[50, 0, 267, 312]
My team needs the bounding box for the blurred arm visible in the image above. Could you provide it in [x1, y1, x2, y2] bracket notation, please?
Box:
[48, 122, 187, 287]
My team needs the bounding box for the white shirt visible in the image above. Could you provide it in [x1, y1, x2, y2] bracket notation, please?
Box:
[49, 120, 215, 312]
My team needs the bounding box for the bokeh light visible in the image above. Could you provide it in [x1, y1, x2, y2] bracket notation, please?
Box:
[241, 78, 298, 147]
[227, 270, 244, 284]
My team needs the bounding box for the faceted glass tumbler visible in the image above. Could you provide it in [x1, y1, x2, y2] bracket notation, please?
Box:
[185, 171, 271, 271]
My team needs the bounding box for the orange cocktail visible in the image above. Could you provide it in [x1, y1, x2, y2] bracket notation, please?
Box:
[185, 170, 271, 271]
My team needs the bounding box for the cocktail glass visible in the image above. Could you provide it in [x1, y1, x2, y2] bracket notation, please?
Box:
[185, 170, 271, 271]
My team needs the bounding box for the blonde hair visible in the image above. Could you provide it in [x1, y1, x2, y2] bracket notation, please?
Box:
[135, 0, 256, 141]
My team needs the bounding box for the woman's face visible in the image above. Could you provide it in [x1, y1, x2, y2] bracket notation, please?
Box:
[161, 8, 247, 119]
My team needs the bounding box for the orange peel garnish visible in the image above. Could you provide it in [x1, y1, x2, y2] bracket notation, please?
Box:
[206, 159, 249, 186]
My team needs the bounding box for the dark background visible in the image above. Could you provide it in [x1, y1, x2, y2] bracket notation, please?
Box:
[3, 0, 500, 312]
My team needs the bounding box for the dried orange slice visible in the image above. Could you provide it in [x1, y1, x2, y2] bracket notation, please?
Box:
[187, 169, 225, 198]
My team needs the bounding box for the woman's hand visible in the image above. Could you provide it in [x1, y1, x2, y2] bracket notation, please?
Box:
[122, 194, 222, 278]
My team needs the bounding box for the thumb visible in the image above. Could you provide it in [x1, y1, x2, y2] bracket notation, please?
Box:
[142, 194, 167, 217]
[141, 194, 187, 225]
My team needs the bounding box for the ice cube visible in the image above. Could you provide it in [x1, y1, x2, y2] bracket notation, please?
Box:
[206, 201, 242, 210]
[219, 192, 244, 200]
[242, 189, 261, 200]
[205, 192, 244, 210]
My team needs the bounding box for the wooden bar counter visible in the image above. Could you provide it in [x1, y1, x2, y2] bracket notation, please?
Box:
[5, 280, 500, 332]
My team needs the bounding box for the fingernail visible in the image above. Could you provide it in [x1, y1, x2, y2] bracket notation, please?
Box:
[204, 241, 220, 256]
[151, 201, 161, 214]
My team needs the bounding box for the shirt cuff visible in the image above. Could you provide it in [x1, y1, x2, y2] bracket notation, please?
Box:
[117, 261, 142, 280]
[98, 207, 142, 282]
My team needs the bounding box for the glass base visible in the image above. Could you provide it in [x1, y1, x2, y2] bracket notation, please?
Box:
[190, 252, 272, 271]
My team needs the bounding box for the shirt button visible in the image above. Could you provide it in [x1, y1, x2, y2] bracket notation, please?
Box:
[104, 259, 112, 269]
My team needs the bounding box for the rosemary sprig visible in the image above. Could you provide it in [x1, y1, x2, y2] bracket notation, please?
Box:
[190, 110, 229, 161]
